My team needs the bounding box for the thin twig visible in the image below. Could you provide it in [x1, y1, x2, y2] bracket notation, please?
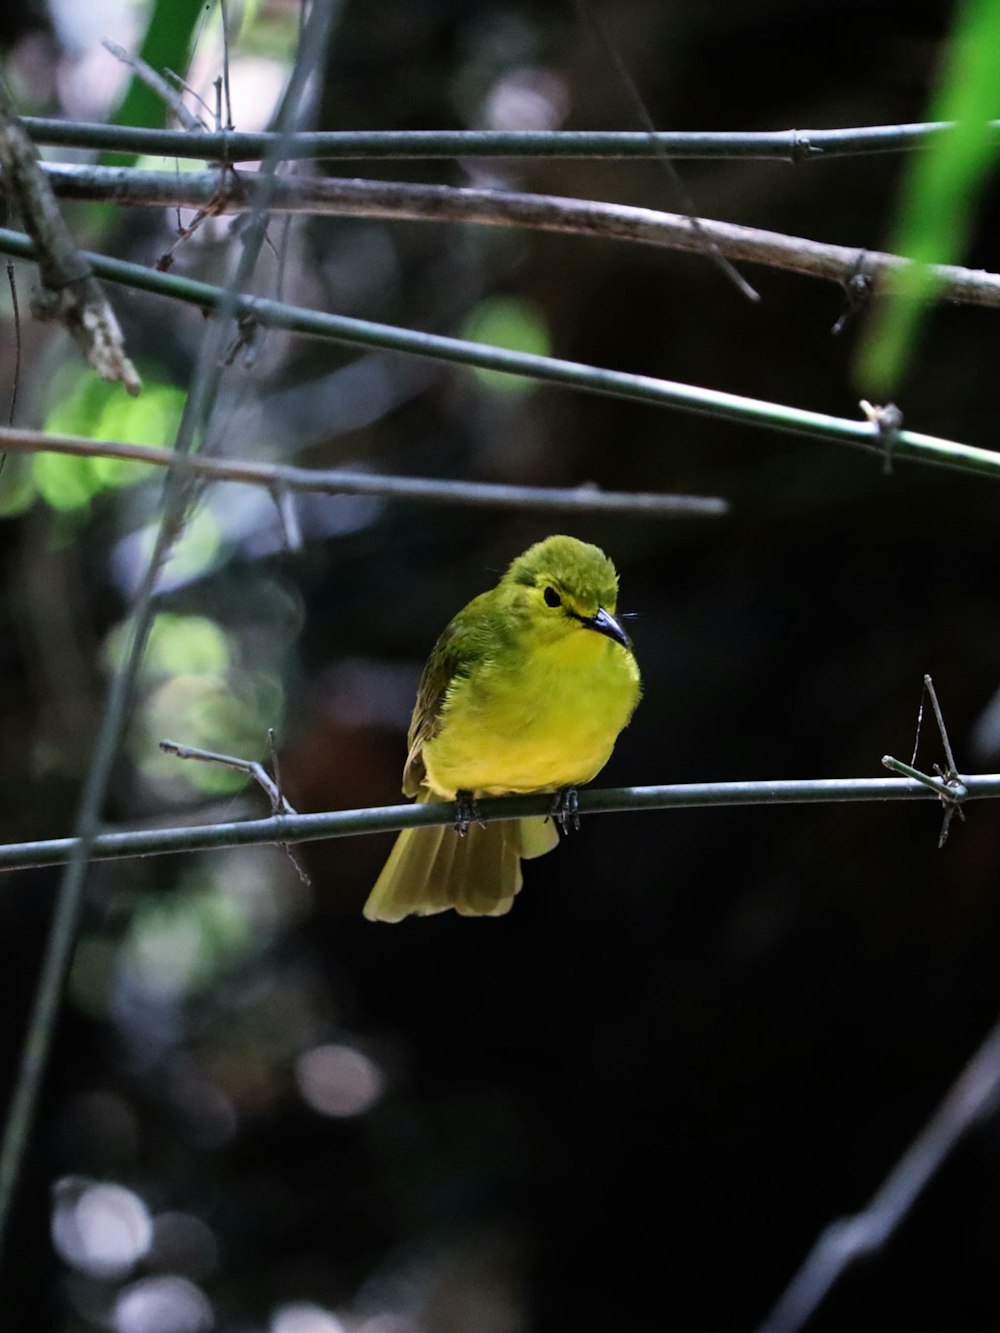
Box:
[160, 734, 311, 886]
[0, 425, 729, 517]
[880, 755, 968, 802]
[6, 256, 19, 426]
[270, 482, 304, 548]
[218, 0, 234, 133]
[0, 249, 19, 475]
[0, 228, 996, 486]
[920, 674, 966, 846]
[756, 1009, 1000, 1333]
[32, 165, 1000, 312]
[159, 738, 295, 812]
[101, 40, 205, 132]
[163, 69, 216, 127]
[890, 676, 967, 846]
[574, 0, 758, 303]
[925, 674, 959, 777]
[20, 119, 1000, 163]
[1, 773, 1000, 872]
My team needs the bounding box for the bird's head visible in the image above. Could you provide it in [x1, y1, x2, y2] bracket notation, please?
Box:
[502, 534, 631, 650]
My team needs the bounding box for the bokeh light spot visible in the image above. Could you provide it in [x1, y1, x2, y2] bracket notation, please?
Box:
[52, 1179, 152, 1280]
[295, 1044, 384, 1118]
[114, 1276, 213, 1333]
[270, 1303, 347, 1333]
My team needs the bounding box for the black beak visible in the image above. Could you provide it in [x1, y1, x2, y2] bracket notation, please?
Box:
[581, 606, 631, 649]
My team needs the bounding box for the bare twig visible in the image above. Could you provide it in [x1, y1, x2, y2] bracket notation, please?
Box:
[0, 425, 729, 517]
[884, 676, 967, 847]
[925, 674, 959, 777]
[756, 1009, 1000, 1333]
[102, 40, 206, 132]
[159, 738, 296, 814]
[160, 734, 311, 886]
[218, 0, 234, 132]
[33, 165, 1000, 312]
[6, 256, 19, 425]
[1, 772, 1000, 873]
[163, 69, 216, 127]
[270, 482, 303, 549]
[0, 248, 19, 475]
[920, 674, 965, 846]
[0, 76, 140, 394]
[574, 0, 758, 302]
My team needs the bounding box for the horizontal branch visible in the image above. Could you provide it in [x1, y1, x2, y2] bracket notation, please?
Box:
[36, 164, 1000, 311]
[3, 773, 1000, 872]
[0, 227, 996, 483]
[0, 425, 726, 517]
[21, 118, 1000, 163]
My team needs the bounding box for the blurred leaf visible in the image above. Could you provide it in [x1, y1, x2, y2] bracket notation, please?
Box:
[138, 668, 284, 796]
[68, 938, 119, 1019]
[122, 886, 252, 999]
[460, 295, 550, 394]
[857, 0, 1000, 396]
[105, 612, 233, 678]
[32, 450, 100, 511]
[40, 364, 185, 507]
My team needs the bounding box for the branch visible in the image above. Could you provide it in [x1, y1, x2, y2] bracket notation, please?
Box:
[19, 118, 1000, 163]
[756, 1009, 1000, 1333]
[0, 426, 728, 517]
[0, 226, 996, 485]
[2, 773, 1000, 872]
[100, 40, 205, 134]
[33, 165, 1000, 311]
[0, 82, 140, 393]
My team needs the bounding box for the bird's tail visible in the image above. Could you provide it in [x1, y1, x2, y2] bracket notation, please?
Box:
[363, 800, 560, 922]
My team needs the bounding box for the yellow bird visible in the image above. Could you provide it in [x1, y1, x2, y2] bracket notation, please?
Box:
[364, 535, 641, 921]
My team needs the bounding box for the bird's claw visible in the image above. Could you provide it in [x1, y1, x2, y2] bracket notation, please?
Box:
[551, 787, 580, 834]
[454, 790, 483, 836]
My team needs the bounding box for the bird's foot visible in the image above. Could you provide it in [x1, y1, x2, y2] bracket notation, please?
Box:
[550, 787, 580, 834]
[454, 789, 483, 837]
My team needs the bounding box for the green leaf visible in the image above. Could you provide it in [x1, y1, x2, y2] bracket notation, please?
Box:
[857, 0, 1000, 396]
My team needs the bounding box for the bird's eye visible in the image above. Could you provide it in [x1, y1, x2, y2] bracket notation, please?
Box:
[543, 586, 562, 609]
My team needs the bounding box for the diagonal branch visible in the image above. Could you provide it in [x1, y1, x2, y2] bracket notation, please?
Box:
[0, 226, 996, 484]
[32, 164, 1000, 311]
[0, 83, 140, 394]
[756, 1010, 1000, 1333]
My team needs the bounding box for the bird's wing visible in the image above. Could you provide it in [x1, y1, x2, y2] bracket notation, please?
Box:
[402, 621, 463, 797]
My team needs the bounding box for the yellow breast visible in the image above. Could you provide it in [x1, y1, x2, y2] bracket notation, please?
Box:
[422, 629, 640, 799]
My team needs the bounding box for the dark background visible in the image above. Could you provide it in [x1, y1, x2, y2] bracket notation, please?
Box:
[3, 0, 1000, 1329]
